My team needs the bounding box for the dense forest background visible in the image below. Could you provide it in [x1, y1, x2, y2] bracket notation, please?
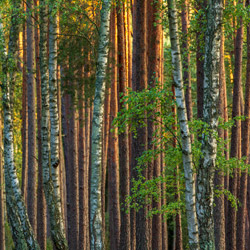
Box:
[0, 0, 250, 249]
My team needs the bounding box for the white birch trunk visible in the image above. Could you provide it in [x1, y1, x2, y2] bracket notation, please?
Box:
[167, 1, 199, 249]
[90, 0, 111, 249]
[0, 4, 40, 249]
[48, 0, 64, 230]
[196, 1, 223, 249]
[39, 1, 68, 249]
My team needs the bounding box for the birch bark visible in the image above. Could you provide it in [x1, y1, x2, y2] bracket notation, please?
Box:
[167, 1, 199, 249]
[39, 1, 68, 248]
[90, 0, 111, 248]
[196, 0, 223, 249]
[0, 3, 40, 249]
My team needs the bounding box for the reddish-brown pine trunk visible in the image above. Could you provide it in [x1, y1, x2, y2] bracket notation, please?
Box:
[147, 0, 162, 248]
[86, 100, 92, 250]
[132, 0, 149, 248]
[27, 0, 37, 234]
[227, 11, 244, 250]
[78, 80, 86, 250]
[117, 3, 131, 250]
[237, 2, 250, 249]
[21, 2, 28, 204]
[214, 32, 226, 250]
[102, 83, 110, 246]
[108, 9, 121, 250]
[0, 116, 5, 250]
[34, 0, 46, 247]
[68, 92, 79, 250]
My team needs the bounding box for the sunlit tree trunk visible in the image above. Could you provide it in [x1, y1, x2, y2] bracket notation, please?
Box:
[39, 1, 68, 248]
[90, 0, 111, 248]
[27, 0, 37, 234]
[21, 1, 28, 204]
[117, 3, 131, 250]
[167, 0, 199, 249]
[227, 3, 244, 249]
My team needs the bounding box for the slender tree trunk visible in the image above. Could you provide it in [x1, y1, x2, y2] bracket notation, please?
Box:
[78, 77, 86, 250]
[237, 2, 250, 249]
[181, 0, 192, 121]
[39, 1, 68, 248]
[27, 0, 37, 234]
[117, 3, 131, 250]
[167, 1, 199, 249]
[227, 5, 244, 250]
[0, 116, 5, 250]
[21, 2, 28, 203]
[196, 1, 223, 249]
[90, 0, 111, 248]
[0, 4, 40, 248]
[147, 0, 162, 248]
[35, 0, 46, 248]
[108, 11, 121, 248]
[132, 0, 149, 248]
[214, 31, 226, 250]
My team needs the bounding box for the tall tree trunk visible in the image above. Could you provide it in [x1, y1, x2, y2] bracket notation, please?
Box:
[27, 0, 37, 234]
[132, 0, 149, 248]
[90, 0, 111, 248]
[21, 2, 28, 203]
[0, 4, 40, 249]
[196, 1, 223, 249]
[181, 0, 192, 121]
[227, 5, 244, 250]
[167, 1, 200, 249]
[35, 0, 46, 248]
[0, 116, 5, 250]
[78, 79, 86, 250]
[117, 3, 131, 250]
[39, 1, 68, 248]
[48, 2, 67, 245]
[237, 2, 250, 249]
[147, 0, 162, 248]
[108, 11, 121, 249]
[214, 31, 226, 250]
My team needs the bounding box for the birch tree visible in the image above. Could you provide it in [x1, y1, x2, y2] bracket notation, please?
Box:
[90, 0, 111, 248]
[0, 3, 40, 249]
[196, 0, 223, 249]
[167, 0, 199, 249]
[39, 0, 68, 248]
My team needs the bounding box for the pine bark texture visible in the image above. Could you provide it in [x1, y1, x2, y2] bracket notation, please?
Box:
[90, 0, 111, 248]
[227, 5, 244, 250]
[117, 3, 131, 250]
[196, 1, 223, 249]
[237, 1, 250, 249]
[167, 1, 199, 249]
[27, 0, 37, 234]
[39, 1, 68, 248]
